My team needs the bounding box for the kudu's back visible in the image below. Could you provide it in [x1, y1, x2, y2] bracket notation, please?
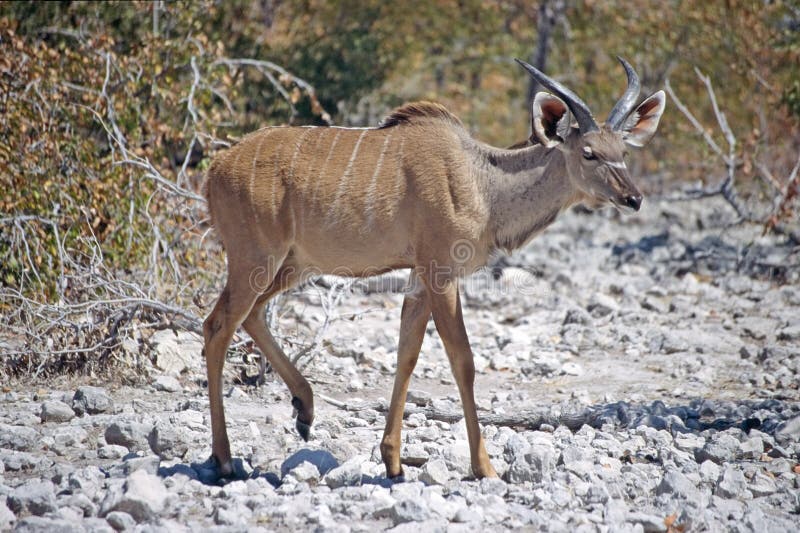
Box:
[204, 104, 487, 274]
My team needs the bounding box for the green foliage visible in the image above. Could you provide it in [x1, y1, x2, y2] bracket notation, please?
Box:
[0, 1, 327, 305]
[1, 0, 798, 308]
[784, 80, 800, 120]
[0, 0, 798, 376]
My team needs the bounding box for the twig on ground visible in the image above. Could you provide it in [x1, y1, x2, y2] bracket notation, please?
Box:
[291, 278, 357, 370]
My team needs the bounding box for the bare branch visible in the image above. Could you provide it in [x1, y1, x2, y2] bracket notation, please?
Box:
[694, 67, 736, 153]
[186, 56, 201, 126]
[665, 78, 725, 160]
[291, 278, 358, 369]
[212, 57, 332, 124]
[755, 161, 784, 192]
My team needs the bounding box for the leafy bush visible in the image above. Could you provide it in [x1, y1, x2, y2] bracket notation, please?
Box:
[0, 1, 797, 377]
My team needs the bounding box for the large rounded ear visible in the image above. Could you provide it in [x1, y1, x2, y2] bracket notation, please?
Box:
[621, 90, 666, 147]
[532, 92, 570, 148]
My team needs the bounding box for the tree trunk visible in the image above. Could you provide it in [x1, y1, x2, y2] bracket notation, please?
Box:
[527, 0, 566, 105]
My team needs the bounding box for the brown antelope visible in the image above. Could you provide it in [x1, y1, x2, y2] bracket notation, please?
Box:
[202, 57, 665, 480]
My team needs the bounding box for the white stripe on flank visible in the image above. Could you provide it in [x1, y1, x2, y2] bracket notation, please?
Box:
[250, 129, 274, 222]
[328, 130, 368, 222]
[313, 129, 342, 204]
[288, 128, 313, 181]
[271, 133, 282, 217]
[364, 132, 392, 229]
[304, 128, 325, 176]
[298, 130, 325, 235]
[342, 130, 368, 181]
[606, 160, 627, 169]
[393, 137, 405, 200]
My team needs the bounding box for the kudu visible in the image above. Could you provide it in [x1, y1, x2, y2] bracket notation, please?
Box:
[202, 57, 665, 480]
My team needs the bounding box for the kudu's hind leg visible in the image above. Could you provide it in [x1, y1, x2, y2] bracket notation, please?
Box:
[380, 272, 431, 478]
[203, 260, 266, 477]
[241, 266, 315, 440]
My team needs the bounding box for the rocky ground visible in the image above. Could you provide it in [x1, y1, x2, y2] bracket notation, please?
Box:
[1, 196, 799, 532]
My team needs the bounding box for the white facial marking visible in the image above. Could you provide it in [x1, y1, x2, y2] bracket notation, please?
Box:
[606, 160, 627, 170]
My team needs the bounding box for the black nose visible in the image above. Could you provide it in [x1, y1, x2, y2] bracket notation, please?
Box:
[624, 195, 642, 211]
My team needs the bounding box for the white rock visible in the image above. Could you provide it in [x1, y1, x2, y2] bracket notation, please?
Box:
[101, 470, 169, 523]
[147, 423, 188, 460]
[738, 436, 763, 459]
[151, 330, 203, 376]
[287, 461, 320, 484]
[7, 480, 58, 516]
[214, 501, 252, 526]
[560, 361, 583, 376]
[152, 375, 182, 393]
[588, 293, 619, 316]
[72, 386, 114, 415]
[507, 443, 555, 484]
[407, 389, 431, 406]
[105, 511, 136, 531]
[323, 455, 365, 488]
[52, 426, 88, 454]
[419, 458, 452, 486]
[0, 502, 15, 530]
[390, 498, 431, 525]
[0, 424, 38, 451]
[698, 460, 721, 483]
[105, 419, 152, 451]
[715, 465, 751, 499]
[40, 400, 75, 423]
[442, 441, 472, 477]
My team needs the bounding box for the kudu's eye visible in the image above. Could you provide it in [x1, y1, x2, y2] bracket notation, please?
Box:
[582, 147, 597, 161]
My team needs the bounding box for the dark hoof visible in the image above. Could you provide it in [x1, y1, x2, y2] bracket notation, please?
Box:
[295, 418, 312, 441]
[291, 396, 313, 441]
[386, 466, 405, 481]
[194, 455, 244, 485]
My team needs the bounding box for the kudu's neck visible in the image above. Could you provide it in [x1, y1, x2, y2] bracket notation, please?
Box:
[466, 140, 579, 252]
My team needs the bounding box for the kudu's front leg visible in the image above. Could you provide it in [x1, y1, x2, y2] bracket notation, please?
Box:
[380, 273, 431, 478]
[425, 276, 497, 479]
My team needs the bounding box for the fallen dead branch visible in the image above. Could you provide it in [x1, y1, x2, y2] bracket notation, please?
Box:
[318, 394, 765, 434]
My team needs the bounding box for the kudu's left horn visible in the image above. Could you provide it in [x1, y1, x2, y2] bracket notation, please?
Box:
[515, 58, 599, 134]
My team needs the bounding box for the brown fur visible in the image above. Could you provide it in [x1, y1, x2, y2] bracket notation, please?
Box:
[378, 101, 464, 129]
[200, 90, 664, 481]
